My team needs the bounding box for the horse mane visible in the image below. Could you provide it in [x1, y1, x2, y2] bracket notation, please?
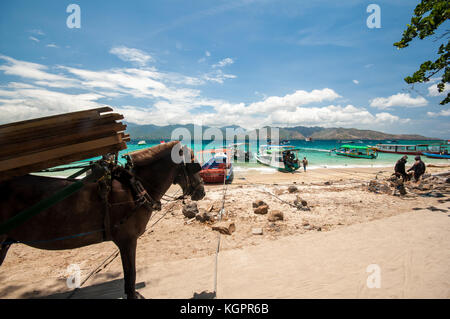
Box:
[128, 141, 180, 167]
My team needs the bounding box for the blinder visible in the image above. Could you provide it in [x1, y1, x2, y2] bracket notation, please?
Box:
[185, 162, 202, 174]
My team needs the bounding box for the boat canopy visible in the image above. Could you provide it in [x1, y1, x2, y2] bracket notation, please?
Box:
[340, 145, 375, 150]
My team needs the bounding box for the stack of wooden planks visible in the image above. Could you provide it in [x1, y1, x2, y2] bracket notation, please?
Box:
[0, 107, 130, 182]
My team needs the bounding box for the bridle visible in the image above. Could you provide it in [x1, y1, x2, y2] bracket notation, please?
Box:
[176, 161, 204, 199]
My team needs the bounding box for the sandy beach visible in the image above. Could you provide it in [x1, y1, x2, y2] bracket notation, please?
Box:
[0, 165, 449, 299]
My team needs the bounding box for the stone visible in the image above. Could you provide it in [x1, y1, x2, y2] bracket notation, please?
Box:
[293, 196, 307, 207]
[288, 185, 298, 193]
[252, 227, 263, 235]
[254, 205, 269, 215]
[324, 181, 331, 185]
[446, 177, 450, 184]
[212, 222, 236, 235]
[252, 200, 266, 208]
[268, 210, 283, 222]
[182, 203, 198, 218]
[196, 209, 212, 223]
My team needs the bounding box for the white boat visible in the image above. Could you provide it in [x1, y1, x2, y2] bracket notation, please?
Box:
[255, 145, 301, 172]
[137, 140, 146, 145]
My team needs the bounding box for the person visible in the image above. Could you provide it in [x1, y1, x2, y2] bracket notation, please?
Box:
[394, 155, 409, 181]
[408, 156, 426, 182]
[302, 157, 308, 172]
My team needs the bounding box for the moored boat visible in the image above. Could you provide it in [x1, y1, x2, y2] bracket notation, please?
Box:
[375, 143, 447, 155]
[333, 145, 378, 159]
[422, 152, 450, 159]
[137, 140, 146, 145]
[197, 149, 233, 183]
[255, 145, 301, 172]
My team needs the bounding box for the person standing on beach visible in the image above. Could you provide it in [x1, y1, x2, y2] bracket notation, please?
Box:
[302, 157, 308, 172]
[408, 156, 426, 182]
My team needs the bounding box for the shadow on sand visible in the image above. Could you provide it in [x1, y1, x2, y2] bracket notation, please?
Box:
[38, 279, 146, 299]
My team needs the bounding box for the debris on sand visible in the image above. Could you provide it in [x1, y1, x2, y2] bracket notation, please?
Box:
[288, 186, 298, 193]
[252, 227, 263, 235]
[196, 209, 212, 223]
[182, 203, 198, 218]
[367, 176, 400, 195]
[212, 222, 236, 235]
[294, 196, 308, 208]
[254, 205, 269, 215]
[268, 210, 284, 222]
[252, 200, 267, 208]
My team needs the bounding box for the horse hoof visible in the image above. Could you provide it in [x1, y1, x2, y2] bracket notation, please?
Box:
[127, 291, 145, 299]
[135, 291, 146, 299]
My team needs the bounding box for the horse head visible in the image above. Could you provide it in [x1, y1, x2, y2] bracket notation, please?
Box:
[171, 143, 205, 201]
[127, 141, 205, 202]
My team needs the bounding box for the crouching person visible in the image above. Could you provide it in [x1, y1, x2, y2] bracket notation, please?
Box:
[408, 156, 426, 182]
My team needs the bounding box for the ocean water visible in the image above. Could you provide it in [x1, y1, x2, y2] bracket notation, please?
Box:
[78, 139, 449, 171]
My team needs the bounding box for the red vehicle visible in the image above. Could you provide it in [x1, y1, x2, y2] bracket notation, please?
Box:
[197, 149, 233, 184]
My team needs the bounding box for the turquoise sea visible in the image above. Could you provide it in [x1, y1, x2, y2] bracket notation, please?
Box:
[110, 139, 449, 171]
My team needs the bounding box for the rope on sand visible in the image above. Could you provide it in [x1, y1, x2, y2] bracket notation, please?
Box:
[212, 171, 229, 298]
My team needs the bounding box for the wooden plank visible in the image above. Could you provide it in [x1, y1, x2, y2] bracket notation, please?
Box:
[0, 123, 127, 160]
[0, 142, 127, 183]
[0, 107, 112, 134]
[0, 113, 124, 144]
[0, 135, 123, 172]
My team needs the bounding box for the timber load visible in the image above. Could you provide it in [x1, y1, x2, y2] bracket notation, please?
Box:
[0, 107, 130, 182]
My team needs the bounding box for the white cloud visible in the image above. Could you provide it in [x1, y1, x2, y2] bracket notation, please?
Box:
[353, 80, 359, 84]
[205, 51, 211, 57]
[29, 36, 40, 42]
[213, 57, 234, 68]
[428, 83, 449, 97]
[0, 54, 410, 131]
[0, 55, 76, 84]
[370, 93, 428, 109]
[46, 44, 59, 48]
[29, 29, 45, 36]
[427, 109, 450, 117]
[109, 46, 153, 66]
[268, 105, 401, 128]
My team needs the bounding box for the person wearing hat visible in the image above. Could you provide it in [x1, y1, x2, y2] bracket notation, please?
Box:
[394, 155, 409, 181]
[408, 155, 426, 182]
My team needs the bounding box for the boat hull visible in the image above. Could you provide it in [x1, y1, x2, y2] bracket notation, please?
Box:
[335, 152, 376, 159]
[255, 154, 300, 172]
[422, 152, 450, 159]
[376, 150, 423, 155]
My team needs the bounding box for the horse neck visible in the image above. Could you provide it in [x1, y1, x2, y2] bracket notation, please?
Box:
[134, 158, 178, 201]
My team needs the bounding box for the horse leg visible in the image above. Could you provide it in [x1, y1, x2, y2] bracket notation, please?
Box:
[0, 236, 11, 267]
[117, 238, 143, 299]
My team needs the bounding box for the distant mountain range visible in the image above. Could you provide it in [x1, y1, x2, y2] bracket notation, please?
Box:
[125, 123, 439, 141]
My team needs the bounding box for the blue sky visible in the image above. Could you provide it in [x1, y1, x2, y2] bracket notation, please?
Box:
[0, 0, 448, 138]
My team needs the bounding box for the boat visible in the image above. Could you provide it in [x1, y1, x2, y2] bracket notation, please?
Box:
[228, 143, 252, 162]
[137, 140, 146, 146]
[305, 137, 312, 142]
[375, 143, 445, 155]
[280, 139, 290, 145]
[422, 152, 450, 159]
[197, 149, 233, 183]
[333, 145, 378, 159]
[255, 145, 301, 172]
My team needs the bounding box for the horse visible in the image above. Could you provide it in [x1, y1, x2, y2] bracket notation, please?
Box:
[0, 141, 205, 299]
